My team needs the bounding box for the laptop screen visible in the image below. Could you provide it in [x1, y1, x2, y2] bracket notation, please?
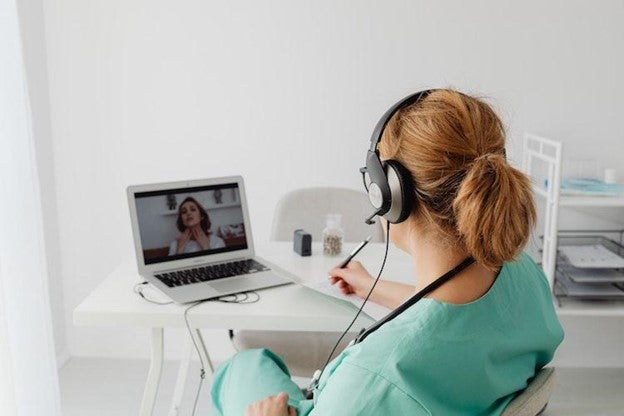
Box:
[133, 183, 248, 265]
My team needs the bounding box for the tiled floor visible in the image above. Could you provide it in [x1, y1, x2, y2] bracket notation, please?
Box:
[59, 358, 624, 415]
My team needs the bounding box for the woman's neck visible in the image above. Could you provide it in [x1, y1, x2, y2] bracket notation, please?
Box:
[408, 233, 497, 304]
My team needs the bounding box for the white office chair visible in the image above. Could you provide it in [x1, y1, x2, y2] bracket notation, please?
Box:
[502, 367, 557, 416]
[268, 187, 385, 243]
[230, 187, 384, 377]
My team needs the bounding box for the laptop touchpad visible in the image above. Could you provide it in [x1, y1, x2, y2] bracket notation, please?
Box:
[211, 277, 255, 294]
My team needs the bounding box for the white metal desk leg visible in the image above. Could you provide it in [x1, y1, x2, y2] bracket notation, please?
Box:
[190, 328, 214, 374]
[140, 328, 164, 416]
[168, 335, 193, 416]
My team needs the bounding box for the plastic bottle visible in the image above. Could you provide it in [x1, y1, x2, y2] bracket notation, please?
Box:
[323, 214, 343, 256]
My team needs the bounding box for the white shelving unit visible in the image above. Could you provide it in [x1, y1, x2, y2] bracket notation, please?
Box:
[522, 134, 563, 288]
[523, 133, 624, 316]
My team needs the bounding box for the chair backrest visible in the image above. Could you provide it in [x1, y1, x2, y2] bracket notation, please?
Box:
[501, 367, 557, 416]
[270, 187, 385, 243]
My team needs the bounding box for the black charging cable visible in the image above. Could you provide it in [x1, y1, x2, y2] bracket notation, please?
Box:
[305, 223, 391, 398]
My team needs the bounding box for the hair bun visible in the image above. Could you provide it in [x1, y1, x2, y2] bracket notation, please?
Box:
[454, 152, 536, 270]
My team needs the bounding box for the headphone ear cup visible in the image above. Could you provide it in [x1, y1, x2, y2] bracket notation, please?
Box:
[383, 160, 415, 223]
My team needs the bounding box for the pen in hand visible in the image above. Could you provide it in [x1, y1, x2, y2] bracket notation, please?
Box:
[337, 236, 371, 269]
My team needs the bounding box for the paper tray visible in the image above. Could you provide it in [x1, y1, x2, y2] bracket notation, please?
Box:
[554, 269, 624, 299]
[556, 236, 624, 284]
[557, 266, 624, 283]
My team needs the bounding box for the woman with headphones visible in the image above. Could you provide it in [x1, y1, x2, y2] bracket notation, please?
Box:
[210, 89, 564, 416]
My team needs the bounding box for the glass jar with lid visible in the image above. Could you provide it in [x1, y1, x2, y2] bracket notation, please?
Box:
[323, 214, 343, 256]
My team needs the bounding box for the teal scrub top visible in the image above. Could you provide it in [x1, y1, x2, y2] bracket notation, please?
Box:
[307, 252, 564, 415]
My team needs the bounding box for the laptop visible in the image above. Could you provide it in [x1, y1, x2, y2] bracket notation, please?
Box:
[127, 176, 293, 303]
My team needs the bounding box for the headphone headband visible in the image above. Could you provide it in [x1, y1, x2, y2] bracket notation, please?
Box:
[362, 89, 434, 224]
[369, 89, 433, 152]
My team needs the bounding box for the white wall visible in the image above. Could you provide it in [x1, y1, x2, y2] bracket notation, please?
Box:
[38, 0, 624, 364]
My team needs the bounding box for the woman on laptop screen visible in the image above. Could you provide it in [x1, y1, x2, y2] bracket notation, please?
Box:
[209, 89, 563, 415]
[168, 196, 225, 255]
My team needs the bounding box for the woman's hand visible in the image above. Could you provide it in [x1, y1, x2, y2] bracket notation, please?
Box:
[191, 226, 210, 250]
[329, 261, 375, 299]
[245, 392, 297, 416]
[176, 229, 192, 254]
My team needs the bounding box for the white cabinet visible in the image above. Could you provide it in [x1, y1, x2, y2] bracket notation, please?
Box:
[523, 134, 624, 316]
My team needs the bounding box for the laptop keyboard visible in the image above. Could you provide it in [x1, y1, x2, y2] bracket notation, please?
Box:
[154, 259, 270, 288]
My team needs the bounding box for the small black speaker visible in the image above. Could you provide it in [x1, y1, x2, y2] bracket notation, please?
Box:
[293, 229, 312, 256]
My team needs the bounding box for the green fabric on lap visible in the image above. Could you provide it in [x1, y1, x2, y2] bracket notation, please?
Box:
[211, 348, 313, 416]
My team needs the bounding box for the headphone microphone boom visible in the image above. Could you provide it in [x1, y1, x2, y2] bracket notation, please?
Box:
[361, 89, 433, 224]
[363, 209, 380, 225]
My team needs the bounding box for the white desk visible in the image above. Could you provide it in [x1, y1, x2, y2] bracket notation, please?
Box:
[73, 241, 413, 416]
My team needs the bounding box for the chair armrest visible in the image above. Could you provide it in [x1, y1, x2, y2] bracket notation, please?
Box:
[501, 367, 557, 416]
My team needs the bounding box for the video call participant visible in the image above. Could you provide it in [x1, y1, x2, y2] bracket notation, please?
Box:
[168, 196, 225, 255]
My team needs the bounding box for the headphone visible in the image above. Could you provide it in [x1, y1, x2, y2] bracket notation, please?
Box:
[361, 89, 433, 225]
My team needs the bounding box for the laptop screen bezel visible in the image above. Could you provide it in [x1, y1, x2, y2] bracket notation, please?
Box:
[126, 176, 255, 275]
